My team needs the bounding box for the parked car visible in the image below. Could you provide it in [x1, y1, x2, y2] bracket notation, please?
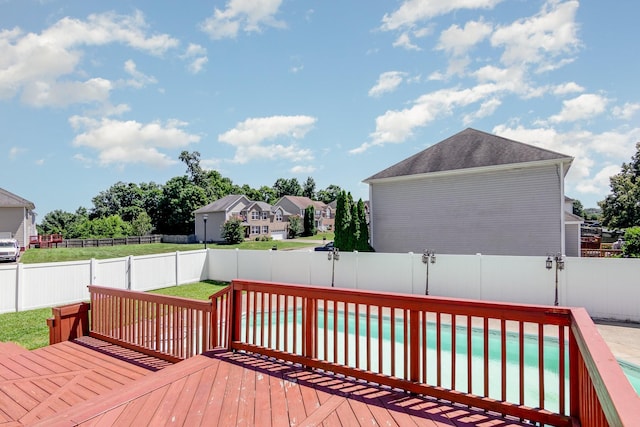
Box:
[314, 241, 335, 251]
[0, 238, 20, 262]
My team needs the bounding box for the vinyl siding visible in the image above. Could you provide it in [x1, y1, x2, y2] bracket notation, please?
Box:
[369, 164, 563, 256]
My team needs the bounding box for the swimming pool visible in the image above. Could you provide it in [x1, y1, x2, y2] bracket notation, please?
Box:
[247, 307, 640, 410]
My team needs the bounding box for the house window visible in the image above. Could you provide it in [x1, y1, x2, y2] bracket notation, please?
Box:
[262, 225, 269, 234]
[275, 211, 283, 221]
[261, 211, 268, 220]
[250, 226, 260, 234]
[251, 211, 259, 220]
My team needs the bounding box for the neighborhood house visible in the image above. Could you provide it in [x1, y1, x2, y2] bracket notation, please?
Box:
[194, 194, 334, 242]
[0, 187, 38, 251]
[364, 128, 579, 256]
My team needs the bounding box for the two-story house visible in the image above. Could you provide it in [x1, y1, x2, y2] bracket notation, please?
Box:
[274, 196, 334, 232]
[241, 201, 289, 240]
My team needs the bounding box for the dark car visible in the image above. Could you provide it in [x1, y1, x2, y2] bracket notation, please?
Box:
[314, 241, 335, 251]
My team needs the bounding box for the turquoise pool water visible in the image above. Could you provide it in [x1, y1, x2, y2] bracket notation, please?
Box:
[248, 308, 640, 407]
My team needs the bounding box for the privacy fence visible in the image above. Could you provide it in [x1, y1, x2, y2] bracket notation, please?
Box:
[1, 249, 639, 322]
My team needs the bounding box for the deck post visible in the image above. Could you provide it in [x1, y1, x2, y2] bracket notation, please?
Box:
[47, 302, 90, 344]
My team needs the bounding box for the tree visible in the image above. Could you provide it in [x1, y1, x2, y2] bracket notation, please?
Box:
[73, 215, 132, 238]
[572, 199, 585, 218]
[155, 176, 208, 234]
[333, 191, 352, 250]
[221, 217, 245, 244]
[317, 184, 342, 204]
[599, 142, 640, 228]
[273, 178, 302, 198]
[256, 186, 277, 204]
[302, 177, 316, 199]
[303, 205, 316, 236]
[288, 215, 302, 238]
[38, 208, 88, 238]
[179, 150, 207, 187]
[91, 182, 146, 221]
[131, 211, 153, 236]
[355, 199, 371, 251]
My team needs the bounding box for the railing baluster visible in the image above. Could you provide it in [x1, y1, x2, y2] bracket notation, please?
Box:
[391, 307, 396, 377]
[484, 317, 489, 397]
[451, 314, 456, 390]
[539, 323, 545, 410]
[467, 315, 472, 394]
[519, 321, 525, 406]
[436, 311, 441, 387]
[501, 319, 506, 402]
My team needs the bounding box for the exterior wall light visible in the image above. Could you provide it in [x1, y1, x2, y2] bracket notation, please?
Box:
[422, 250, 436, 295]
[546, 252, 564, 306]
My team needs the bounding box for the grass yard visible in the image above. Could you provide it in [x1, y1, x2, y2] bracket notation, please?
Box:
[0, 281, 229, 350]
[19, 240, 315, 264]
[0, 307, 52, 350]
[149, 280, 228, 300]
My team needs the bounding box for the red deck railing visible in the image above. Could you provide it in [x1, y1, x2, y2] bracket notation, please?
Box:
[49, 281, 640, 426]
[88, 285, 216, 362]
[209, 279, 640, 427]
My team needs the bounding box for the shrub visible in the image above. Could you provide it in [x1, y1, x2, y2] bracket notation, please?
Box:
[622, 226, 640, 257]
[221, 217, 245, 244]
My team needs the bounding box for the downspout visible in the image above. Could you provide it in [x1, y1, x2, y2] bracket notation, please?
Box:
[368, 184, 374, 249]
[558, 163, 566, 255]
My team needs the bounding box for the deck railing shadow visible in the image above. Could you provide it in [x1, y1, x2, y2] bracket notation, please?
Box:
[48, 280, 640, 427]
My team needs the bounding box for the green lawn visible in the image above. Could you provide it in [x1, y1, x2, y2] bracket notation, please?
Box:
[19, 240, 315, 264]
[296, 231, 334, 241]
[0, 281, 229, 350]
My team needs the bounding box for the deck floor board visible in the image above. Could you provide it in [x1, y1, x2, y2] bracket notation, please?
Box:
[2, 339, 536, 427]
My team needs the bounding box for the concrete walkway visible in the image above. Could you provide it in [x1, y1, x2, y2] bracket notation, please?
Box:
[595, 320, 640, 367]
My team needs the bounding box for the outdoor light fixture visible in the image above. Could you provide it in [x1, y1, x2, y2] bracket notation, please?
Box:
[422, 250, 436, 295]
[545, 252, 564, 306]
[203, 214, 208, 249]
[328, 247, 340, 287]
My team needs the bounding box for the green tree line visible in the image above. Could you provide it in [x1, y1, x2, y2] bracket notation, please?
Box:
[38, 151, 343, 239]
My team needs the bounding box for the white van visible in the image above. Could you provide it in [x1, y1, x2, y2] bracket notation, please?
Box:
[0, 239, 20, 262]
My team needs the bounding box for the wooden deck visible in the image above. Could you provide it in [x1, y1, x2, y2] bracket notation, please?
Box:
[1, 339, 531, 427]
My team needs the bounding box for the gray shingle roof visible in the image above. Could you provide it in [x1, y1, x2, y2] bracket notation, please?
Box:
[0, 188, 35, 209]
[194, 194, 247, 213]
[365, 128, 573, 181]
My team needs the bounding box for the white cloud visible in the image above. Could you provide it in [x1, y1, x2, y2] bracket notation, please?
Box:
[69, 116, 200, 167]
[291, 165, 316, 174]
[182, 44, 208, 74]
[552, 82, 584, 95]
[380, 0, 503, 32]
[20, 78, 113, 107]
[0, 11, 178, 106]
[218, 115, 316, 164]
[549, 93, 608, 123]
[491, 1, 580, 69]
[9, 146, 25, 160]
[369, 71, 407, 97]
[613, 102, 640, 120]
[123, 60, 157, 88]
[436, 20, 493, 57]
[352, 84, 500, 153]
[201, 0, 285, 40]
[463, 97, 501, 125]
[392, 32, 421, 51]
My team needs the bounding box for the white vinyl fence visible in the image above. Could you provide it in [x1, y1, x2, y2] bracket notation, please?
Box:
[1, 248, 639, 322]
[0, 250, 208, 313]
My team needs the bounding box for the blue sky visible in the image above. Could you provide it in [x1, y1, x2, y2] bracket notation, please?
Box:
[1, 0, 639, 219]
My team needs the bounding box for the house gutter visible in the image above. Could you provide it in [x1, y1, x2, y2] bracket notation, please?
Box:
[362, 157, 574, 185]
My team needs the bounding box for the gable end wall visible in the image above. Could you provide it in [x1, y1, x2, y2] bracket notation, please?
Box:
[369, 165, 563, 256]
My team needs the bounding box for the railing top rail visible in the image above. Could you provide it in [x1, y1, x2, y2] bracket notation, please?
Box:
[231, 279, 572, 325]
[88, 285, 213, 311]
[570, 307, 640, 425]
[208, 286, 232, 301]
